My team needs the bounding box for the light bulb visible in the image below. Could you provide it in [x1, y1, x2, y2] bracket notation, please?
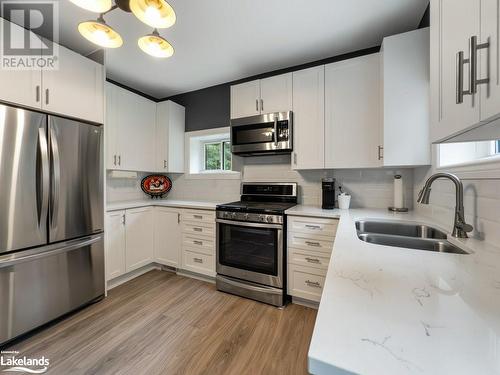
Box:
[138, 30, 174, 58]
[130, 0, 176, 29]
[78, 19, 123, 48]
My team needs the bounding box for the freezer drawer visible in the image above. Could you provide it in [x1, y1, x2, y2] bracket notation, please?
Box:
[0, 234, 105, 345]
[49, 116, 103, 242]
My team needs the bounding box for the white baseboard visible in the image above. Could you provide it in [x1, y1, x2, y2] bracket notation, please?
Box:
[291, 297, 319, 310]
[107, 264, 160, 291]
[176, 269, 216, 284]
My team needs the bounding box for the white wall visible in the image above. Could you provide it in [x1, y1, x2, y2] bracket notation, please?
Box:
[107, 155, 414, 209]
[413, 148, 500, 247]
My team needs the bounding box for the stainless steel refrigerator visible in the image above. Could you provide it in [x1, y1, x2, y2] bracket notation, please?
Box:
[0, 104, 104, 346]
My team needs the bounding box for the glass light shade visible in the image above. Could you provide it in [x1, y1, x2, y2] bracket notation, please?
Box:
[69, 0, 113, 13]
[78, 20, 123, 48]
[138, 31, 174, 58]
[130, 0, 176, 29]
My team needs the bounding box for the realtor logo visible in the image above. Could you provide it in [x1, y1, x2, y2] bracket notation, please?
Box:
[1, 0, 59, 70]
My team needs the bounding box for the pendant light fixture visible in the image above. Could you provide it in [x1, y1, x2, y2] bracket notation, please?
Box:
[71, 0, 175, 58]
[78, 16, 123, 48]
[130, 0, 176, 29]
[70, 0, 113, 13]
[138, 29, 174, 58]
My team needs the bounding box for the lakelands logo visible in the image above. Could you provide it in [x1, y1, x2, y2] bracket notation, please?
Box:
[0, 351, 49, 374]
[1, 0, 59, 70]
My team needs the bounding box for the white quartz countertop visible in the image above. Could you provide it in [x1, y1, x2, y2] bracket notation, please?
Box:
[285, 205, 342, 218]
[302, 208, 500, 375]
[106, 199, 220, 212]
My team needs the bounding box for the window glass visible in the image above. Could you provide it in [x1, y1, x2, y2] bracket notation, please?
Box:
[223, 141, 232, 170]
[439, 140, 500, 167]
[205, 143, 221, 170]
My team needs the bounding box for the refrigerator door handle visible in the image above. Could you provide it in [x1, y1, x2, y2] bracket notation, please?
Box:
[37, 127, 50, 228]
[49, 125, 61, 233]
[0, 234, 102, 269]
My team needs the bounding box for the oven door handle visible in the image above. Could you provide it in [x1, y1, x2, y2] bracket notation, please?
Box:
[216, 219, 283, 230]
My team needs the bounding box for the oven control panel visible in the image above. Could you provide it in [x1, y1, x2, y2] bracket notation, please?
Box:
[216, 211, 283, 225]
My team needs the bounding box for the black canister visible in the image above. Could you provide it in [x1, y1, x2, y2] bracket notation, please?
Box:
[322, 178, 336, 209]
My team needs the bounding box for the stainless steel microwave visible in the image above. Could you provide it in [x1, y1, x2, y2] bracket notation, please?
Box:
[230, 111, 293, 156]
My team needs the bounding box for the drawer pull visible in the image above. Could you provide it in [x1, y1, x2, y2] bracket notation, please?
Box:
[305, 241, 321, 247]
[193, 227, 203, 232]
[305, 280, 321, 288]
[305, 224, 321, 230]
[193, 215, 203, 219]
[193, 240, 203, 246]
[193, 257, 203, 263]
[305, 257, 321, 264]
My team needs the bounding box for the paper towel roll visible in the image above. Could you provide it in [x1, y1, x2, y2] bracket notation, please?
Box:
[393, 175, 404, 209]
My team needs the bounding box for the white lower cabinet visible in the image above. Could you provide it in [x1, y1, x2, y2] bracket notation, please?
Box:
[125, 207, 154, 272]
[287, 215, 338, 303]
[105, 210, 126, 280]
[105, 206, 215, 282]
[181, 210, 216, 277]
[153, 207, 182, 268]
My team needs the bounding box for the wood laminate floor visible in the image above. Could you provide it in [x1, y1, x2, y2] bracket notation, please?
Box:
[7, 270, 317, 375]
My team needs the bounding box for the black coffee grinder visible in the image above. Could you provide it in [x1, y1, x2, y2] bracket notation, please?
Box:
[321, 178, 336, 209]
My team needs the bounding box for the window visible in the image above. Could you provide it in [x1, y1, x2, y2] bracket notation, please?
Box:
[185, 127, 240, 179]
[439, 140, 500, 167]
[204, 140, 231, 171]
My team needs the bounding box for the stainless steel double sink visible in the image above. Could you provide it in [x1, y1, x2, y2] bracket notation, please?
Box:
[356, 220, 469, 255]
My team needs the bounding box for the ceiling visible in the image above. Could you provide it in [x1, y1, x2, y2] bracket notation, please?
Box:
[57, 0, 428, 99]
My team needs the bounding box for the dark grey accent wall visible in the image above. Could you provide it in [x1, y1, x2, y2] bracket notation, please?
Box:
[418, 4, 430, 28]
[168, 45, 380, 132]
[168, 84, 230, 132]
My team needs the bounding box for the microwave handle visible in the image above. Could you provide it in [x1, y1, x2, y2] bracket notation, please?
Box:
[273, 116, 278, 146]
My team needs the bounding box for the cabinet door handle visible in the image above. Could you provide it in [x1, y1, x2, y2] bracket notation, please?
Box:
[260, 99, 264, 112]
[36, 85, 40, 102]
[193, 215, 203, 220]
[45, 89, 49, 105]
[118, 155, 121, 166]
[305, 257, 321, 264]
[164, 160, 167, 169]
[113, 155, 117, 166]
[305, 241, 321, 247]
[256, 99, 259, 112]
[305, 280, 321, 288]
[305, 224, 321, 230]
[177, 213, 180, 224]
[456, 51, 471, 104]
[193, 240, 203, 246]
[293, 153, 297, 166]
[193, 257, 203, 263]
[193, 227, 203, 232]
[469, 35, 490, 95]
[378, 145, 384, 161]
[122, 214, 126, 225]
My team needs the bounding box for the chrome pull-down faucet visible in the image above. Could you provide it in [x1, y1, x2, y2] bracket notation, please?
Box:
[417, 172, 473, 238]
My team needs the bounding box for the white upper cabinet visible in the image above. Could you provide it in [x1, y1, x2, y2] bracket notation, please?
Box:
[381, 28, 431, 167]
[106, 83, 156, 172]
[0, 19, 42, 109]
[153, 208, 182, 268]
[230, 80, 261, 119]
[156, 100, 185, 173]
[292, 66, 325, 170]
[125, 207, 154, 272]
[259, 73, 293, 114]
[325, 54, 382, 169]
[230, 73, 293, 119]
[480, 0, 500, 122]
[431, 0, 500, 142]
[42, 42, 104, 124]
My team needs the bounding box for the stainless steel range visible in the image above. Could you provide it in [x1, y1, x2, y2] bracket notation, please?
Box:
[216, 182, 297, 307]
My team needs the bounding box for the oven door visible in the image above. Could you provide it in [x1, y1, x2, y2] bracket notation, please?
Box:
[216, 219, 283, 288]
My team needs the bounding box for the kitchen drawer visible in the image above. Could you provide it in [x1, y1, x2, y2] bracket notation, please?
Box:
[288, 264, 326, 302]
[182, 249, 215, 276]
[182, 221, 215, 237]
[288, 216, 338, 237]
[289, 248, 330, 270]
[182, 233, 214, 255]
[287, 232, 334, 254]
[181, 210, 215, 224]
